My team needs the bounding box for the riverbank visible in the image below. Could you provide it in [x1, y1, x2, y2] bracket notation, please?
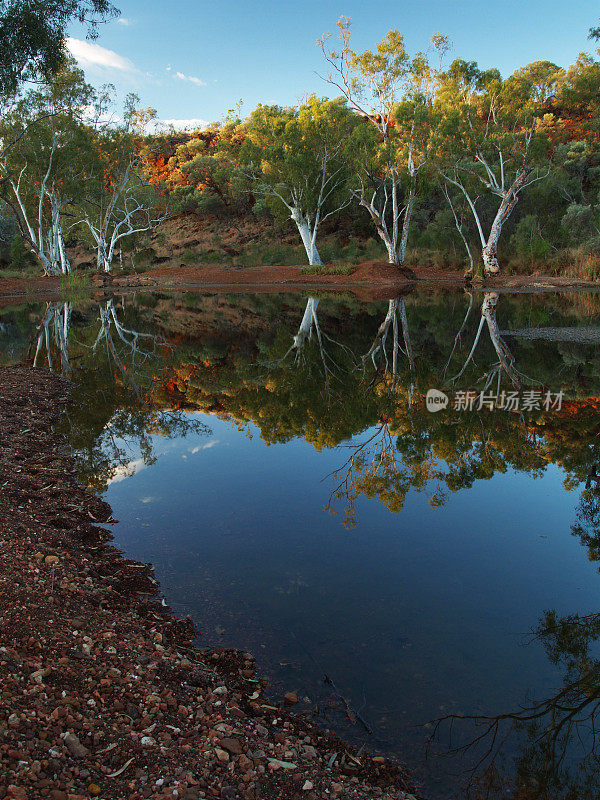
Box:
[0, 364, 416, 800]
[1, 262, 600, 307]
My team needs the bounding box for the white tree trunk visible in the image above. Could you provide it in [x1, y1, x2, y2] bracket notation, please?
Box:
[445, 168, 529, 277]
[96, 241, 112, 272]
[383, 234, 398, 265]
[481, 292, 520, 386]
[291, 207, 322, 266]
[293, 297, 319, 349]
[397, 173, 416, 266]
[481, 184, 521, 275]
[50, 196, 70, 274]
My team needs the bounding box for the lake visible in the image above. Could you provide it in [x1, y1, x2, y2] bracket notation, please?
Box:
[3, 287, 600, 799]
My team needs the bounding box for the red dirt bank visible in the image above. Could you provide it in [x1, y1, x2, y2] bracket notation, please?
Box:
[1, 262, 598, 306]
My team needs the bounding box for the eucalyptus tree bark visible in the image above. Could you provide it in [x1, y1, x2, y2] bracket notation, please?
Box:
[442, 185, 473, 275]
[290, 206, 322, 266]
[255, 154, 349, 268]
[47, 192, 71, 274]
[355, 154, 416, 268]
[443, 170, 529, 277]
[2, 134, 72, 275]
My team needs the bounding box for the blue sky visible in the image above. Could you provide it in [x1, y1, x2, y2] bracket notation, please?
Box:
[67, 0, 600, 129]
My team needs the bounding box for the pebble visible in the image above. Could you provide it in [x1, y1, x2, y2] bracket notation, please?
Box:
[219, 737, 242, 755]
[64, 733, 89, 758]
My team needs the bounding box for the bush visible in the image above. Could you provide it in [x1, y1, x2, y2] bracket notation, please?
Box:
[8, 235, 35, 270]
[510, 215, 551, 267]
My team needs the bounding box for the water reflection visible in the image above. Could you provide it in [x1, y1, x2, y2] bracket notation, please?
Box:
[28, 297, 209, 491]
[3, 288, 600, 798]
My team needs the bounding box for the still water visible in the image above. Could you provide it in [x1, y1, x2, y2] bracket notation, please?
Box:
[3, 288, 600, 799]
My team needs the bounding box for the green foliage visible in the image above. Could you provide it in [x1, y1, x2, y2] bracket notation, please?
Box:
[510, 214, 551, 265]
[562, 203, 600, 251]
[239, 96, 359, 220]
[0, 0, 118, 96]
[8, 233, 34, 269]
[4, 17, 600, 277]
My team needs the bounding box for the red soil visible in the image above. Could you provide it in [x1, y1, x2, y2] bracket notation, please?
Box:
[1, 261, 598, 305]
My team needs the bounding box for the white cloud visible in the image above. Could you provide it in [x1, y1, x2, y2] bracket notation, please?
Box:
[190, 441, 218, 453]
[108, 458, 146, 484]
[66, 37, 136, 73]
[117, 17, 134, 26]
[148, 118, 209, 133]
[175, 71, 207, 87]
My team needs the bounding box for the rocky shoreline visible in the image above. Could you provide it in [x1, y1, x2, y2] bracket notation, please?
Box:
[0, 365, 416, 800]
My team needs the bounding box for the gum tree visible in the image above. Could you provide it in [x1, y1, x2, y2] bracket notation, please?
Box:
[0, 61, 94, 273]
[78, 95, 168, 272]
[0, 0, 118, 96]
[318, 18, 448, 269]
[238, 95, 358, 266]
[438, 60, 557, 276]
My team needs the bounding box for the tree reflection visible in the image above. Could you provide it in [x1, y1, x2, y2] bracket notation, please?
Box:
[267, 295, 357, 397]
[428, 469, 600, 800]
[363, 296, 415, 390]
[29, 298, 210, 492]
[31, 301, 72, 377]
[431, 606, 600, 800]
[325, 290, 591, 523]
[445, 291, 531, 390]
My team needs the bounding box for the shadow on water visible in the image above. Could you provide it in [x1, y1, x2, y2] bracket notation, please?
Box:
[4, 288, 600, 798]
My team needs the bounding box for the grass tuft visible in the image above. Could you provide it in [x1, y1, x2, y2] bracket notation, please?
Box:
[300, 264, 355, 276]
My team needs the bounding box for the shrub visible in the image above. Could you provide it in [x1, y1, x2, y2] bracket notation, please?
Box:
[8, 235, 35, 270]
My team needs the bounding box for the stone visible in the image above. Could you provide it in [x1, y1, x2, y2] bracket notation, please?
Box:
[301, 745, 317, 760]
[220, 738, 242, 755]
[88, 785, 101, 797]
[302, 780, 314, 791]
[237, 755, 253, 773]
[44, 555, 59, 565]
[64, 733, 89, 758]
[7, 788, 28, 800]
[214, 748, 230, 763]
[283, 692, 298, 706]
[141, 736, 156, 747]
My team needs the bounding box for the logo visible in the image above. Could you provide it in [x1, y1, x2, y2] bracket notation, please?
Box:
[426, 388, 449, 412]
